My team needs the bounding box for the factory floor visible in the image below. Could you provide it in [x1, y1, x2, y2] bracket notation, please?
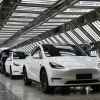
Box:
[0, 73, 100, 100]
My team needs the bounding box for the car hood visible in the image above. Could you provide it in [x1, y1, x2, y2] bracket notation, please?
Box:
[46, 56, 97, 69]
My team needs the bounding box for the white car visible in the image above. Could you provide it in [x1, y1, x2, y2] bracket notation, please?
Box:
[23, 44, 100, 93]
[5, 51, 27, 78]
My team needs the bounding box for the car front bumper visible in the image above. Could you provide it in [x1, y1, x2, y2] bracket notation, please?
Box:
[12, 66, 23, 76]
[48, 68, 100, 86]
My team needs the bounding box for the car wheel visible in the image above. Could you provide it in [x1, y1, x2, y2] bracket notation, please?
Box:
[23, 67, 32, 86]
[60, 87, 70, 94]
[91, 85, 100, 92]
[4, 68, 8, 76]
[40, 69, 54, 93]
[10, 66, 14, 79]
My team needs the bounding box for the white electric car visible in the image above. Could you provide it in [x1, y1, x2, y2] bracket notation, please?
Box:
[5, 51, 27, 78]
[23, 44, 100, 93]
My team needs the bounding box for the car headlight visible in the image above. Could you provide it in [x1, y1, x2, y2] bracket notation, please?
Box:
[49, 62, 64, 69]
[13, 62, 21, 66]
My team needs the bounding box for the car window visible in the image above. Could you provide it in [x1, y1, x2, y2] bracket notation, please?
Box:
[43, 45, 87, 57]
[32, 50, 41, 59]
[13, 52, 27, 59]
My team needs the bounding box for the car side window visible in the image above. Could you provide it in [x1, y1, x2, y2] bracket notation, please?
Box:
[32, 48, 41, 59]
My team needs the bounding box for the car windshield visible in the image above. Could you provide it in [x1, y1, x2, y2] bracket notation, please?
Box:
[13, 52, 27, 59]
[43, 45, 87, 57]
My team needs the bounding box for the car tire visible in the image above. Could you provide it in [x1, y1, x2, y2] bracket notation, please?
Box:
[4, 68, 8, 76]
[10, 66, 14, 79]
[61, 87, 70, 94]
[91, 85, 100, 92]
[40, 69, 55, 93]
[23, 67, 32, 86]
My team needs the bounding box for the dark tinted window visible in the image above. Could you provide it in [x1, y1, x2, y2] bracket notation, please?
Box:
[13, 52, 27, 59]
[43, 45, 87, 57]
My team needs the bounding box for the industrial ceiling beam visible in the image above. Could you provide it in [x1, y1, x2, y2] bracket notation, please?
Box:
[18, 3, 50, 8]
[15, 10, 42, 14]
[72, 6, 99, 9]
[0, 0, 21, 29]
[7, 20, 32, 23]
[61, 12, 86, 15]
[11, 7, 100, 49]
[2, 0, 79, 47]
[11, 16, 36, 19]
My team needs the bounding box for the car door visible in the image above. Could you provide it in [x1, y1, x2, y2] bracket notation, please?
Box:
[30, 47, 43, 82]
[5, 52, 13, 73]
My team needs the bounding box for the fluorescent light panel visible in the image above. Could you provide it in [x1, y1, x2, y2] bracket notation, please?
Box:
[16, 6, 47, 11]
[55, 14, 81, 18]
[1, 28, 20, 30]
[9, 18, 33, 21]
[33, 28, 50, 31]
[7, 22, 29, 25]
[48, 19, 72, 22]
[31, 31, 45, 32]
[26, 32, 41, 35]
[22, 0, 57, 5]
[0, 0, 3, 3]
[64, 8, 94, 13]
[74, 1, 100, 6]
[12, 13, 39, 17]
[42, 22, 63, 25]
[4, 25, 24, 28]
[0, 30, 17, 32]
[37, 25, 57, 28]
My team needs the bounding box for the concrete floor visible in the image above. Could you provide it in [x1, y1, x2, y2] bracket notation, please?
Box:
[0, 74, 100, 100]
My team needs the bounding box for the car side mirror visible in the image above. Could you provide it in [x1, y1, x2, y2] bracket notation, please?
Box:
[7, 58, 12, 61]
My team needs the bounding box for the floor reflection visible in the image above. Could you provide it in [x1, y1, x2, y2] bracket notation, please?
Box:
[0, 74, 100, 100]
